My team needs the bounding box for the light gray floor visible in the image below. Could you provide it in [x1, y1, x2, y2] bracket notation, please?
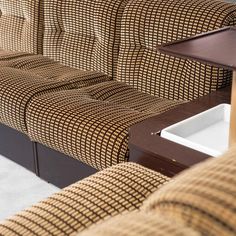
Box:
[0, 155, 60, 222]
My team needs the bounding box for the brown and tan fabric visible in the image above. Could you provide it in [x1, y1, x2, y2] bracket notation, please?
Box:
[0, 0, 131, 133]
[78, 211, 199, 236]
[0, 0, 43, 54]
[26, 81, 184, 170]
[0, 53, 110, 133]
[25, 0, 236, 172]
[117, 0, 236, 100]
[1, 147, 236, 236]
[0, 163, 169, 236]
[43, 0, 129, 78]
[78, 148, 236, 236]
[142, 147, 236, 236]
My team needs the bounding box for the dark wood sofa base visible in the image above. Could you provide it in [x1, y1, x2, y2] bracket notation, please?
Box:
[0, 123, 97, 188]
[36, 143, 97, 188]
[0, 124, 35, 172]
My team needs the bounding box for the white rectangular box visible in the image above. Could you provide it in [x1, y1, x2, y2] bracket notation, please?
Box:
[161, 104, 230, 157]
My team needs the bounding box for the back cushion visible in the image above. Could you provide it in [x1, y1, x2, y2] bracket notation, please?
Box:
[43, 0, 128, 78]
[117, 0, 236, 100]
[0, 0, 43, 54]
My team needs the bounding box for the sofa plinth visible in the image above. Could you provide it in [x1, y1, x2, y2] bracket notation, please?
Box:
[36, 143, 97, 188]
[0, 123, 97, 187]
[0, 123, 35, 172]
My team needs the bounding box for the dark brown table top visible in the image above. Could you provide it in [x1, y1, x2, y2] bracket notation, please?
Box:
[159, 27, 236, 71]
[129, 87, 231, 169]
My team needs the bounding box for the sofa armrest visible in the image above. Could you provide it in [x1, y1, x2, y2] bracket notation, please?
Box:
[0, 163, 169, 236]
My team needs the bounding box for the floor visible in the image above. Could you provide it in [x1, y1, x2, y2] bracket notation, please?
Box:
[0, 155, 60, 222]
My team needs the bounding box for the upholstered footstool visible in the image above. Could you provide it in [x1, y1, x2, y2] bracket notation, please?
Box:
[0, 163, 169, 235]
[1, 147, 236, 236]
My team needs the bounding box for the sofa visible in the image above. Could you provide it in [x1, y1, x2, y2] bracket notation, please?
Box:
[0, 0, 235, 187]
[0, 145, 235, 235]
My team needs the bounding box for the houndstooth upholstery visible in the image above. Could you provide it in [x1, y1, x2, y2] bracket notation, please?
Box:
[0, 53, 110, 133]
[26, 81, 183, 170]
[0, 0, 43, 54]
[43, 0, 129, 78]
[0, 163, 169, 236]
[117, 0, 236, 100]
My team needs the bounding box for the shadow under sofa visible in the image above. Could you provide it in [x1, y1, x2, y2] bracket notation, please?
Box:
[0, 0, 236, 188]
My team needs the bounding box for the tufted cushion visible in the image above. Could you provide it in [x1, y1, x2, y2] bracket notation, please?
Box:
[43, 0, 129, 78]
[0, 163, 169, 235]
[142, 148, 236, 236]
[26, 81, 183, 170]
[117, 0, 236, 100]
[0, 52, 110, 133]
[0, 0, 43, 54]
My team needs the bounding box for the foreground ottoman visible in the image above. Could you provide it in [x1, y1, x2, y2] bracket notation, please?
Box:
[0, 147, 235, 236]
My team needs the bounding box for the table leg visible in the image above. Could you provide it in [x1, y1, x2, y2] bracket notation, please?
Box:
[229, 71, 236, 146]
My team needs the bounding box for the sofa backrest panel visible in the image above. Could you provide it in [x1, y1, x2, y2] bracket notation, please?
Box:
[44, 0, 128, 78]
[0, 0, 43, 54]
[117, 0, 236, 100]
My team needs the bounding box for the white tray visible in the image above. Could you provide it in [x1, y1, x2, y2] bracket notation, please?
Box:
[161, 103, 230, 157]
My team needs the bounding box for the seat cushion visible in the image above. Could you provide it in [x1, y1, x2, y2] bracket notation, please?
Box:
[0, 51, 110, 133]
[0, 163, 169, 236]
[26, 81, 184, 170]
[142, 147, 236, 236]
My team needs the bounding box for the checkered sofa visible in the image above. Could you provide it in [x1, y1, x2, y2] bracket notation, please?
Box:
[26, 0, 236, 170]
[0, 0, 235, 173]
[0, 145, 235, 236]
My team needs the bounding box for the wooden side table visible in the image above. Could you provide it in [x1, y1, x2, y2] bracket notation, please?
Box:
[129, 87, 231, 177]
[159, 27, 236, 146]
